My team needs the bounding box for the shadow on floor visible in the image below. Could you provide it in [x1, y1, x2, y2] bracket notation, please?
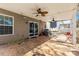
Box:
[15, 36, 76, 56]
[14, 36, 50, 56]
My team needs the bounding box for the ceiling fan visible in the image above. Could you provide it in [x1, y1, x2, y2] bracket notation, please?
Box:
[33, 8, 48, 17]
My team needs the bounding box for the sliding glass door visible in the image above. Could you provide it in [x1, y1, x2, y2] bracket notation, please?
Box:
[29, 21, 38, 38]
[34, 23, 38, 35]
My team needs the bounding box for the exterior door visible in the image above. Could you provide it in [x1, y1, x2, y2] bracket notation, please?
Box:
[29, 21, 38, 38]
[34, 23, 38, 36]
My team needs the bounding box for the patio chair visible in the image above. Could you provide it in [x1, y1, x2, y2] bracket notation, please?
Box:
[65, 32, 72, 42]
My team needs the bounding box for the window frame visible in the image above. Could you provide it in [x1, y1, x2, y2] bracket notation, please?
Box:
[0, 14, 14, 36]
[58, 20, 71, 29]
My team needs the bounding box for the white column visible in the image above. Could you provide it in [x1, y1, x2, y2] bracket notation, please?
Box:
[72, 9, 77, 45]
[46, 22, 50, 29]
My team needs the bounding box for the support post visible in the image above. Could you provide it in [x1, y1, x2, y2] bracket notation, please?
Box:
[72, 9, 77, 45]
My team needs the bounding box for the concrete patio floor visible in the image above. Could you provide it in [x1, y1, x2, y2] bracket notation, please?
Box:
[0, 36, 79, 56]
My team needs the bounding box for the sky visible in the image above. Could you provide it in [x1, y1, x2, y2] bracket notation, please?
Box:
[76, 12, 79, 20]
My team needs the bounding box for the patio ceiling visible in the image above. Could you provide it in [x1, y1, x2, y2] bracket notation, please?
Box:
[0, 3, 77, 21]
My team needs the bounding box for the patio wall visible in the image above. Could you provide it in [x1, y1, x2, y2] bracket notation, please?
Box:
[0, 8, 45, 44]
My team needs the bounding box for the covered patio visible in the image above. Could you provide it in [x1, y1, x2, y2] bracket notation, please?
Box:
[0, 3, 79, 56]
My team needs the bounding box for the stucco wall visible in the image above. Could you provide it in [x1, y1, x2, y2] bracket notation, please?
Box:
[0, 8, 46, 44]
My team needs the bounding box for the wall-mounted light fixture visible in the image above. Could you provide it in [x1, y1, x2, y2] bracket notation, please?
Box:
[23, 16, 29, 24]
[23, 16, 26, 19]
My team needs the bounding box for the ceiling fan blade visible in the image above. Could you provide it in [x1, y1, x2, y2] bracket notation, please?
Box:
[43, 11, 48, 14]
[35, 14, 39, 17]
[32, 13, 38, 14]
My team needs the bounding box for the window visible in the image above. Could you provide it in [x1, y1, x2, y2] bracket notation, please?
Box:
[58, 20, 71, 29]
[76, 12, 79, 28]
[0, 15, 4, 24]
[76, 12, 79, 40]
[0, 15, 14, 35]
